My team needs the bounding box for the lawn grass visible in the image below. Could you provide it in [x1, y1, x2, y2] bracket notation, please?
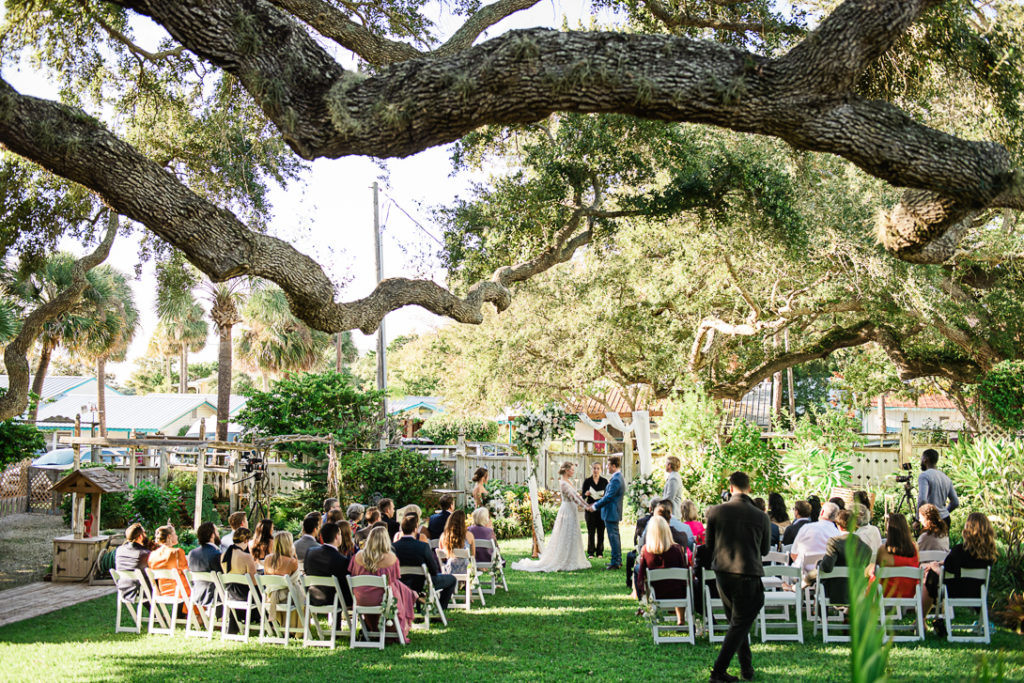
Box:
[0, 537, 1020, 682]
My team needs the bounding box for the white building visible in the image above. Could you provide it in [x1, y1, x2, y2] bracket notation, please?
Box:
[861, 394, 967, 433]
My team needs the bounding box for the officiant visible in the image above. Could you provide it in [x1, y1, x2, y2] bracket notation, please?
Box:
[582, 462, 609, 558]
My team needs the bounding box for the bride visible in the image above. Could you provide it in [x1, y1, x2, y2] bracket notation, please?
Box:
[512, 462, 591, 572]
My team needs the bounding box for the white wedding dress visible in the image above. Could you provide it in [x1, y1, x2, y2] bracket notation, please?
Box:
[512, 478, 591, 572]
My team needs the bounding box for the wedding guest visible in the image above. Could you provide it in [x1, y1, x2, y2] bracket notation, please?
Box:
[807, 495, 822, 523]
[337, 520, 357, 557]
[817, 509, 872, 603]
[221, 527, 259, 633]
[782, 501, 812, 546]
[187, 521, 221, 607]
[305, 522, 353, 609]
[918, 448, 959, 531]
[294, 513, 321, 560]
[791, 502, 841, 571]
[917, 503, 950, 551]
[394, 513, 457, 610]
[114, 523, 150, 602]
[265, 531, 300, 576]
[355, 508, 382, 546]
[326, 508, 344, 527]
[471, 467, 489, 508]
[681, 500, 705, 545]
[922, 512, 997, 615]
[853, 503, 883, 556]
[149, 525, 191, 607]
[379, 498, 400, 538]
[643, 500, 693, 551]
[705, 472, 770, 683]
[661, 456, 683, 520]
[468, 507, 499, 564]
[220, 510, 248, 553]
[249, 518, 274, 562]
[768, 493, 790, 531]
[349, 526, 417, 642]
[829, 496, 846, 511]
[582, 462, 608, 558]
[395, 504, 429, 543]
[439, 510, 476, 575]
[753, 498, 780, 547]
[428, 495, 454, 540]
[627, 498, 661, 590]
[853, 490, 871, 512]
[347, 503, 365, 531]
[635, 516, 689, 625]
[321, 497, 340, 527]
[875, 513, 920, 598]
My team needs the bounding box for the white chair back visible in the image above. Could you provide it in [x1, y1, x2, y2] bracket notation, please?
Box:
[813, 566, 851, 643]
[109, 569, 146, 634]
[145, 568, 188, 636]
[942, 566, 991, 644]
[346, 574, 406, 648]
[184, 570, 220, 639]
[919, 550, 949, 564]
[302, 575, 347, 649]
[759, 566, 803, 643]
[400, 564, 448, 629]
[645, 568, 695, 644]
[218, 572, 259, 642]
[257, 574, 301, 646]
[876, 565, 925, 642]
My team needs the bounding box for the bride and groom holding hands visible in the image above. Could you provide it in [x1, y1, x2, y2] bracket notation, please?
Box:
[512, 456, 625, 573]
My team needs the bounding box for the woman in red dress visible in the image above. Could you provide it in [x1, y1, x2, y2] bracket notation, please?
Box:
[636, 516, 689, 624]
[875, 513, 920, 598]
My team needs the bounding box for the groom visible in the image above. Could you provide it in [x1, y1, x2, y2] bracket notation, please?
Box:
[589, 456, 625, 570]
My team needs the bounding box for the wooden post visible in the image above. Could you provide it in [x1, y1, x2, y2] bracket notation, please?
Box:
[158, 447, 168, 485]
[72, 414, 83, 538]
[899, 414, 912, 467]
[229, 455, 240, 513]
[623, 425, 634, 483]
[127, 429, 137, 487]
[194, 419, 206, 530]
[90, 493, 102, 536]
[73, 415, 82, 469]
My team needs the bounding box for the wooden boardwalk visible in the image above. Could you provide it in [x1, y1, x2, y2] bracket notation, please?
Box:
[0, 581, 115, 628]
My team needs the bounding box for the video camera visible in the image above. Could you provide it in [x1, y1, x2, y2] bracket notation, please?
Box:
[238, 453, 267, 481]
[895, 462, 913, 484]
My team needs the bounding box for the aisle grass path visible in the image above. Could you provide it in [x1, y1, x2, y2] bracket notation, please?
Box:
[0, 537, 1021, 682]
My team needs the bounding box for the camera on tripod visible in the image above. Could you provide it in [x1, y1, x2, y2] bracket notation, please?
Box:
[894, 462, 913, 484]
[239, 453, 267, 481]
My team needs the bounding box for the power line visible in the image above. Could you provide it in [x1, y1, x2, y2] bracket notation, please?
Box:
[379, 189, 446, 247]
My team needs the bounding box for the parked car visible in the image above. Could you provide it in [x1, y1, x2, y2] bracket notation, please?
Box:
[31, 448, 124, 470]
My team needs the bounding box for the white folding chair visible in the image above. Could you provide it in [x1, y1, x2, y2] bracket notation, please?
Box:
[400, 564, 447, 629]
[942, 567, 991, 644]
[145, 568, 189, 636]
[302, 575, 349, 649]
[813, 566, 851, 643]
[475, 539, 508, 594]
[702, 571, 729, 643]
[346, 575, 407, 649]
[877, 566, 925, 642]
[801, 553, 825, 620]
[449, 548, 486, 610]
[919, 550, 949, 564]
[184, 570, 221, 639]
[758, 566, 803, 643]
[645, 568, 696, 644]
[110, 569, 148, 633]
[762, 550, 789, 567]
[219, 573, 260, 642]
[257, 574, 301, 645]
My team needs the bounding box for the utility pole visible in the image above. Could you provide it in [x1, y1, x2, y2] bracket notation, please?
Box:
[372, 181, 388, 449]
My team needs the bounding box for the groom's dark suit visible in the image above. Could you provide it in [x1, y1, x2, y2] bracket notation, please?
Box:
[592, 469, 625, 567]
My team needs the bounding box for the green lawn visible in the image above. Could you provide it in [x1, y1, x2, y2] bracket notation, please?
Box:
[0, 537, 1020, 682]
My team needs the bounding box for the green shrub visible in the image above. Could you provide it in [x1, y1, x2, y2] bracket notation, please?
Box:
[485, 479, 559, 539]
[418, 414, 499, 444]
[979, 360, 1024, 431]
[129, 479, 173, 530]
[340, 448, 451, 507]
[167, 471, 219, 528]
[267, 492, 308, 535]
[0, 419, 45, 470]
[777, 408, 863, 498]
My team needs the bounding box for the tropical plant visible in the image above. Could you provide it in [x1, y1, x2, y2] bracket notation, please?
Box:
[942, 437, 1024, 530]
[0, 415, 45, 470]
[338, 448, 451, 507]
[719, 420, 786, 494]
[156, 259, 208, 394]
[848, 534, 891, 683]
[417, 414, 500, 444]
[778, 408, 864, 497]
[202, 279, 247, 441]
[127, 480, 173, 531]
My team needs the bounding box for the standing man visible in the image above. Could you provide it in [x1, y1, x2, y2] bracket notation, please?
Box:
[590, 456, 625, 570]
[581, 462, 608, 558]
[918, 448, 959, 532]
[704, 471, 770, 683]
[661, 456, 683, 520]
[294, 512, 322, 559]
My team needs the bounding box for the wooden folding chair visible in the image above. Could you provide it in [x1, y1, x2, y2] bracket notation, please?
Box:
[257, 574, 301, 646]
[400, 564, 447, 629]
[302, 575, 349, 649]
[346, 575, 406, 649]
[109, 569, 148, 634]
[877, 566, 926, 642]
[474, 539, 508, 594]
[184, 570, 220, 639]
[145, 568, 189, 636]
[645, 568, 696, 644]
[219, 573, 260, 642]
[942, 567, 991, 644]
[813, 566, 851, 643]
[758, 566, 803, 643]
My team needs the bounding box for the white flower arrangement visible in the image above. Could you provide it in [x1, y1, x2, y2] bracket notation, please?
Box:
[626, 472, 662, 514]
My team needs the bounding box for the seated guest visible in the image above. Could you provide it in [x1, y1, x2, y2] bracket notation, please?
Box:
[396, 504, 430, 543]
[325, 507, 344, 529]
[394, 513, 457, 609]
[220, 510, 248, 553]
[347, 503, 366, 532]
[354, 508, 382, 547]
[853, 503, 883, 556]
[305, 522, 353, 608]
[643, 500, 693, 551]
[807, 495, 822, 523]
[468, 507, 500, 564]
[627, 498, 661, 590]
[337, 520, 357, 557]
[249, 518, 274, 562]
[681, 500, 705, 546]
[782, 501, 812, 546]
[428, 495, 454, 540]
[791, 501, 842, 571]
[321, 497, 340, 527]
[817, 509, 873, 603]
[294, 513, 321, 560]
[187, 522, 221, 607]
[753, 498, 780, 547]
[379, 498, 400, 538]
[149, 525, 191, 603]
[265, 531, 300, 576]
[439, 510, 476, 575]
[853, 490, 871, 511]
[221, 527, 259, 632]
[917, 503, 950, 552]
[829, 496, 846, 511]
[635, 516, 689, 624]
[349, 526, 418, 642]
[114, 523, 151, 601]
[768, 493, 790, 532]
[923, 512, 997, 614]
[875, 513, 920, 598]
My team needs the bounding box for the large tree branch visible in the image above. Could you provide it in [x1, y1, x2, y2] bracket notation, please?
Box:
[641, 0, 804, 36]
[0, 216, 117, 421]
[436, 0, 545, 55]
[873, 326, 983, 384]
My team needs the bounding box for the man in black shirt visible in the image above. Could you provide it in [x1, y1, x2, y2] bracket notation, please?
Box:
[378, 498, 400, 538]
[393, 514, 457, 609]
[304, 522, 352, 608]
[428, 495, 454, 540]
[782, 500, 812, 546]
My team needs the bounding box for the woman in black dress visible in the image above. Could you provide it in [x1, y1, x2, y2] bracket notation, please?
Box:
[582, 462, 608, 558]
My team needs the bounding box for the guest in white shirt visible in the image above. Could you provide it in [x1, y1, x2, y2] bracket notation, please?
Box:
[852, 503, 883, 556]
[790, 501, 842, 571]
[294, 512, 322, 561]
[220, 510, 248, 553]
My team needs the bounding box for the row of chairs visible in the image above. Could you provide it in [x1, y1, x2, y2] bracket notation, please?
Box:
[643, 563, 991, 646]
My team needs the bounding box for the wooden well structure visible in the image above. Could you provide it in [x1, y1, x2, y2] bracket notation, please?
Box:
[50, 467, 128, 582]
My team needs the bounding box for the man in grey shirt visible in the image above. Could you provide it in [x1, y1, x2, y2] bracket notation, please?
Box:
[917, 448, 959, 530]
[661, 455, 683, 520]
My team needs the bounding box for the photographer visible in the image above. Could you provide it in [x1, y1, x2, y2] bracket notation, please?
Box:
[917, 448, 959, 532]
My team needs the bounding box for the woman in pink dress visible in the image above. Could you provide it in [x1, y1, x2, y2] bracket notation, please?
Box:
[348, 525, 417, 642]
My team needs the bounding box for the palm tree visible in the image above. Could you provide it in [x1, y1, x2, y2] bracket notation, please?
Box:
[156, 260, 208, 393]
[203, 280, 246, 441]
[147, 324, 179, 391]
[68, 267, 140, 436]
[235, 283, 332, 389]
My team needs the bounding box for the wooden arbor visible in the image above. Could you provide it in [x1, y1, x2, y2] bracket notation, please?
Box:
[50, 468, 128, 582]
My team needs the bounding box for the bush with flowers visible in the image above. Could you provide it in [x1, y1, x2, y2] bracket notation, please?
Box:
[626, 471, 664, 515]
[482, 478, 560, 540]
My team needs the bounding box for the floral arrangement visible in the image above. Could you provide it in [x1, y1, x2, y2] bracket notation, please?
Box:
[512, 405, 579, 457]
[627, 472, 663, 515]
[483, 479, 559, 539]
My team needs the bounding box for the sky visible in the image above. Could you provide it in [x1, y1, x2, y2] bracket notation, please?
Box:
[1, 1, 616, 381]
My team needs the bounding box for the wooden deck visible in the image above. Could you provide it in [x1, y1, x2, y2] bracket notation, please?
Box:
[0, 581, 115, 628]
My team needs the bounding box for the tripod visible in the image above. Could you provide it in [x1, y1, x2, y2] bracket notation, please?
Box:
[893, 479, 916, 517]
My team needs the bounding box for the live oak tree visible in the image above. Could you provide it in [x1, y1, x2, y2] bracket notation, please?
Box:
[1, 0, 1023, 417]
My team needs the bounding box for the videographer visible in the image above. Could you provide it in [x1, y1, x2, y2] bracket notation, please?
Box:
[917, 448, 959, 532]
